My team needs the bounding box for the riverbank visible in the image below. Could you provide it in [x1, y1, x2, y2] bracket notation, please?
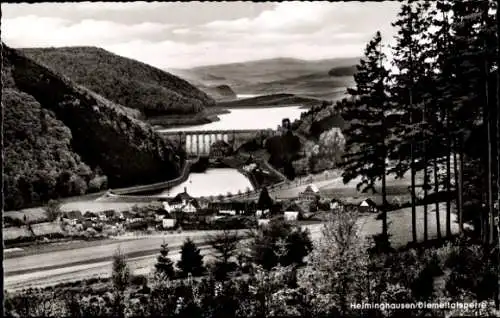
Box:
[147, 107, 230, 127]
[216, 93, 326, 109]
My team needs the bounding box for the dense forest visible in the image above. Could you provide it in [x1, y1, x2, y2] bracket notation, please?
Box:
[2, 45, 185, 211]
[22, 47, 215, 117]
[338, 0, 499, 246]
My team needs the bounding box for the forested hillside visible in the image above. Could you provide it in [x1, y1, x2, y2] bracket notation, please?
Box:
[2, 45, 184, 211]
[22, 47, 215, 117]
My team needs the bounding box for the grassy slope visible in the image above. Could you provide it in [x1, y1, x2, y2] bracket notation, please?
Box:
[3, 45, 184, 210]
[22, 46, 215, 117]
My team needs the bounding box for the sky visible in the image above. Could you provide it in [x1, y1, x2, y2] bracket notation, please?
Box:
[1, 1, 402, 69]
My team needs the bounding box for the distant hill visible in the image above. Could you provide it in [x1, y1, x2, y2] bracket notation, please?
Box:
[21, 47, 215, 117]
[168, 57, 358, 101]
[3, 45, 184, 211]
[203, 84, 237, 101]
[217, 93, 327, 108]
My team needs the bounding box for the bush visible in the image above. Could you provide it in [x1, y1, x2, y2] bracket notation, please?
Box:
[250, 218, 312, 270]
[130, 275, 147, 287]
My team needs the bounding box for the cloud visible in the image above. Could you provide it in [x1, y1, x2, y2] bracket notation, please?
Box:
[2, 15, 174, 47]
[203, 2, 341, 33]
[1, 1, 402, 68]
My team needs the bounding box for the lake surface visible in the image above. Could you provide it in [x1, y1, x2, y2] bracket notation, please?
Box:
[161, 168, 254, 198]
[158, 106, 304, 132]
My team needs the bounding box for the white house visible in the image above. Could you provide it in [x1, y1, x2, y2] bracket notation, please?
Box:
[359, 199, 378, 213]
[220, 209, 237, 216]
[162, 201, 174, 213]
[299, 184, 320, 202]
[284, 211, 299, 221]
[162, 218, 175, 229]
[258, 219, 270, 226]
[182, 201, 198, 213]
[256, 209, 270, 218]
[330, 199, 343, 212]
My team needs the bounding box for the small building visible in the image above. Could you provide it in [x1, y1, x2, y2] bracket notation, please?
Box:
[220, 209, 237, 216]
[210, 140, 232, 158]
[330, 199, 344, 212]
[197, 197, 210, 210]
[181, 200, 199, 213]
[162, 218, 176, 229]
[103, 210, 117, 220]
[121, 211, 133, 221]
[359, 198, 378, 213]
[162, 200, 175, 213]
[84, 211, 99, 222]
[171, 188, 197, 210]
[31, 222, 64, 239]
[284, 211, 299, 222]
[258, 219, 270, 227]
[62, 211, 84, 225]
[299, 184, 320, 202]
[256, 209, 270, 218]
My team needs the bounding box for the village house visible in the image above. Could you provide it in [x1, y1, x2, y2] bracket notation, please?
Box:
[170, 188, 199, 213]
[103, 210, 118, 221]
[359, 198, 379, 213]
[298, 184, 320, 202]
[62, 210, 84, 225]
[197, 197, 210, 210]
[330, 199, 344, 212]
[256, 209, 270, 218]
[182, 200, 199, 213]
[284, 211, 300, 222]
[31, 222, 65, 239]
[161, 200, 175, 213]
[84, 211, 99, 222]
[121, 211, 133, 221]
[258, 218, 270, 226]
[162, 218, 176, 229]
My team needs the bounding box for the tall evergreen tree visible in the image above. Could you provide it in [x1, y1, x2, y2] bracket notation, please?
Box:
[340, 31, 391, 237]
[390, 0, 431, 243]
[177, 238, 205, 277]
[155, 240, 175, 279]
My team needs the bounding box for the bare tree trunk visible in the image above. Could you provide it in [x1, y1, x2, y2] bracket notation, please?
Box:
[423, 135, 428, 242]
[496, 2, 500, 309]
[453, 139, 461, 235]
[486, 58, 494, 246]
[434, 157, 441, 239]
[410, 91, 417, 244]
[446, 113, 452, 238]
[382, 159, 388, 237]
[458, 141, 464, 235]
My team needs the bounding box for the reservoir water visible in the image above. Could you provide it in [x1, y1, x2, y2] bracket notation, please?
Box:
[161, 168, 254, 198]
[158, 106, 305, 132]
[157, 105, 307, 197]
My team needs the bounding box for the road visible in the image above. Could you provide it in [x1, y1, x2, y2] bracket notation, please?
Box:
[4, 225, 322, 291]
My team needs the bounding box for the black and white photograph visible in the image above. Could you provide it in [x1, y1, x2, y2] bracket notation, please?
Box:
[2, 0, 500, 317]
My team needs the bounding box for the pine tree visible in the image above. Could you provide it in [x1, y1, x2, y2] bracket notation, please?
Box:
[257, 186, 273, 211]
[340, 31, 390, 237]
[449, 0, 497, 243]
[390, 0, 431, 243]
[155, 240, 175, 279]
[177, 238, 204, 277]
